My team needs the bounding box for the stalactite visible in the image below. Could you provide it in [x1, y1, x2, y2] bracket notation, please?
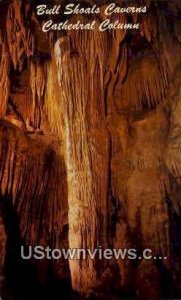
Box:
[142, 11, 157, 42]
[165, 68, 181, 182]
[45, 59, 64, 139]
[0, 42, 10, 117]
[6, 0, 35, 71]
[103, 12, 127, 74]
[114, 53, 169, 111]
[154, 11, 181, 75]
[0, 120, 67, 251]
[10, 67, 34, 129]
[30, 60, 47, 129]
[117, 43, 128, 83]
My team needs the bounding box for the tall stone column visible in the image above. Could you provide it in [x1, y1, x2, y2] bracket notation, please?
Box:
[54, 28, 110, 293]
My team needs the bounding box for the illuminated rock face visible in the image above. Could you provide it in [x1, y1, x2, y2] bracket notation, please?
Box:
[54, 29, 110, 292]
[0, 0, 181, 298]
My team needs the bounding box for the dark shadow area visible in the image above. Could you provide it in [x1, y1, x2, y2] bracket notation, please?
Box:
[0, 191, 73, 300]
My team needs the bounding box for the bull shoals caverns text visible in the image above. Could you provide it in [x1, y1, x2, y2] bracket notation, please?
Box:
[36, 3, 147, 32]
